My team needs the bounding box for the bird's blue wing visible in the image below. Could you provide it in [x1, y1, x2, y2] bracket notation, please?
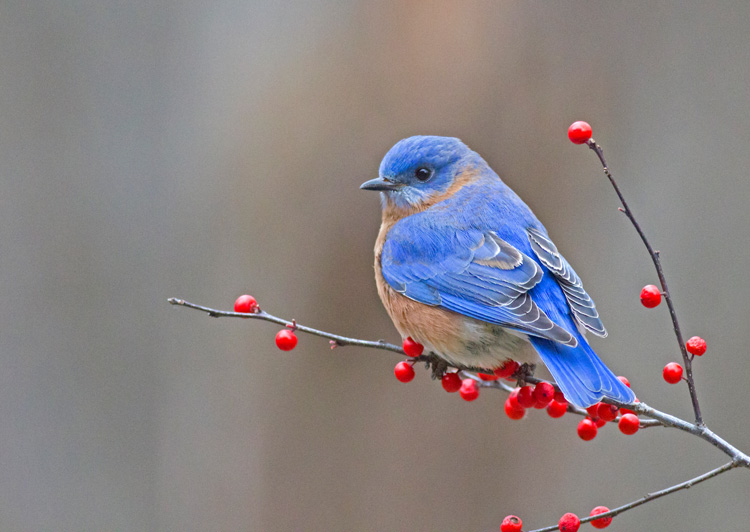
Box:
[382, 223, 578, 346]
[527, 227, 607, 337]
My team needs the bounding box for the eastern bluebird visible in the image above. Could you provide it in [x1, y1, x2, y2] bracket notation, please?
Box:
[361, 135, 635, 408]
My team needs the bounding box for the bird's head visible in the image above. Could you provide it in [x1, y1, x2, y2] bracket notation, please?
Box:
[361, 136, 478, 210]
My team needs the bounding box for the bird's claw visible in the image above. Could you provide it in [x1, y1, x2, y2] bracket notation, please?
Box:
[423, 354, 448, 380]
[514, 363, 536, 387]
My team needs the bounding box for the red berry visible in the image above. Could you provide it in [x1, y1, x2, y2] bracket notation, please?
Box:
[590, 506, 612, 529]
[558, 512, 581, 532]
[516, 386, 536, 408]
[494, 360, 520, 379]
[586, 403, 602, 418]
[478, 372, 499, 381]
[441, 372, 462, 393]
[532, 397, 547, 409]
[501, 515, 523, 532]
[507, 388, 523, 410]
[402, 337, 424, 357]
[554, 390, 567, 402]
[663, 362, 683, 384]
[577, 418, 598, 441]
[547, 399, 568, 418]
[275, 329, 298, 351]
[234, 294, 258, 313]
[504, 398, 526, 420]
[618, 413, 640, 435]
[459, 379, 479, 401]
[533, 382, 555, 406]
[617, 375, 631, 388]
[568, 121, 592, 144]
[686, 336, 707, 356]
[640, 284, 662, 308]
[394, 361, 415, 383]
[591, 416, 606, 428]
[597, 403, 619, 422]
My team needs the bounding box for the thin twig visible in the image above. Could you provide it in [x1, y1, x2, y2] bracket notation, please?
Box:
[526, 461, 739, 532]
[587, 138, 703, 426]
[168, 298, 404, 353]
[167, 297, 492, 375]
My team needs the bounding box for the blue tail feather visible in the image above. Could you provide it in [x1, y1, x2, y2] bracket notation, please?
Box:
[529, 334, 635, 408]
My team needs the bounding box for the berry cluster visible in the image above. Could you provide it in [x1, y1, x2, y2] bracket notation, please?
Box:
[572, 376, 642, 440]
[502, 506, 613, 532]
[502, 382, 566, 421]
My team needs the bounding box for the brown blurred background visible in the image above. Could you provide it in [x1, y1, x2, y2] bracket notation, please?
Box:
[2, 1, 750, 530]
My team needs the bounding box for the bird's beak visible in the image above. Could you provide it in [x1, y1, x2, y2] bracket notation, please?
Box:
[360, 176, 401, 191]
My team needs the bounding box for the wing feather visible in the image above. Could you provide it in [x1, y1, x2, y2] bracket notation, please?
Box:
[527, 227, 607, 337]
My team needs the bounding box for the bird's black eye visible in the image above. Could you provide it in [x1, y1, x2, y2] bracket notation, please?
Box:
[414, 167, 432, 181]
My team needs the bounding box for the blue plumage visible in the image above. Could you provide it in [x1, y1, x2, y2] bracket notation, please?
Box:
[362, 136, 635, 407]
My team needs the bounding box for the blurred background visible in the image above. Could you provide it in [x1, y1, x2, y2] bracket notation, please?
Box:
[2, 1, 750, 530]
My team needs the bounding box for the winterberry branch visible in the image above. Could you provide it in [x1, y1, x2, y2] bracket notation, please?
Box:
[172, 296, 749, 529]
[167, 297, 490, 374]
[168, 298, 749, 465]
[585, 138, 703, 425]
[526, 461, 739, 532]
[168, 297, 404, 354]
[465, 373, 663, 428]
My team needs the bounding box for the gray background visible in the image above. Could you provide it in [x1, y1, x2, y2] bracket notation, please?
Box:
[2, 1, 749, 530]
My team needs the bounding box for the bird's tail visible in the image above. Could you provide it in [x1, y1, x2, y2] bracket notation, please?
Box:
[529, 334, 635, 408]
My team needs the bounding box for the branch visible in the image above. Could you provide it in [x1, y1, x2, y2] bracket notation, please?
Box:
[167, 297, 491, 375]
[464, 373, 663, 428]
[586, 139, 703, 425]
[168, 298, 749, 467]
[168, 297, 404, 354]
[526, 461, 740, 532]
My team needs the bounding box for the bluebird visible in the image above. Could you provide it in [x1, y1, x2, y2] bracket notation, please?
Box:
[361, 136, 635, 407]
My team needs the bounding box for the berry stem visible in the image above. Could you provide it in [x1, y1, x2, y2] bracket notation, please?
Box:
[586, 138, 703, 426]
[525, 461, 739, 532]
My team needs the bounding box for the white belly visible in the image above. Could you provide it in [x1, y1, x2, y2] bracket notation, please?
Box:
[424, 317, 539, 370]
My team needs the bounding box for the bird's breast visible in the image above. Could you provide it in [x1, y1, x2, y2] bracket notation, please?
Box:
[373, 209, 467, 357]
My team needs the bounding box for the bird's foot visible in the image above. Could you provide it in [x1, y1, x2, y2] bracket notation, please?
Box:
[424, 354, 449, 380]
[514, 363, 536, 387]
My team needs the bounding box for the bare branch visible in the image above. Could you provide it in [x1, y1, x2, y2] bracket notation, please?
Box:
[526, 461, 739, 532]
[587, 138, 704, 426]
